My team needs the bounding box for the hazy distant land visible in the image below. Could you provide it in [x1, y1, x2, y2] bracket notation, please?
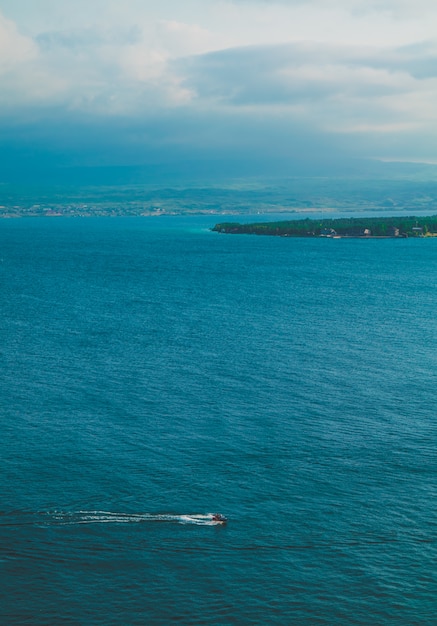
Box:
[1, 163, 437, 218]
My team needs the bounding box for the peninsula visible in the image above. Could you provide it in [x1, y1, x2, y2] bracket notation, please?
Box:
[212, 215, 437, 238]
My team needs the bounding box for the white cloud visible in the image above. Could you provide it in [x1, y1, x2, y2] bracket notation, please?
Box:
[0, 9, 221, 114]
[0, 12, 38, 71]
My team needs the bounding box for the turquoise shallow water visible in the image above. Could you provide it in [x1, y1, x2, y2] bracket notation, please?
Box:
[0, 216, 436, 624]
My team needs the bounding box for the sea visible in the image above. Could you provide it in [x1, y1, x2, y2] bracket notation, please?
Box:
[0, 215, 436, 625]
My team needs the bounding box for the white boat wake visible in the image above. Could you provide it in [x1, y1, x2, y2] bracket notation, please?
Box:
[42, 511, 225, 526]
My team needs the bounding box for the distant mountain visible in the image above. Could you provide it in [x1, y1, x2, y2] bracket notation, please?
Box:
[1, 158, 437, 217]
[2, 157, 437, 187]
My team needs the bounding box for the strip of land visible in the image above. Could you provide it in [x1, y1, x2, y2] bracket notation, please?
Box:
[212, 215, 437, 238]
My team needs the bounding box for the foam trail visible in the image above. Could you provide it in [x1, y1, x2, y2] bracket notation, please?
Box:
[39, 511, 223, 526]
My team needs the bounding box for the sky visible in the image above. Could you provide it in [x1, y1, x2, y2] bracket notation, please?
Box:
[1, 0, 437, 176]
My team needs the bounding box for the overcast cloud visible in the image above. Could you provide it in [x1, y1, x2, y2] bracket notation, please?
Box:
[1, 0, 436, 170]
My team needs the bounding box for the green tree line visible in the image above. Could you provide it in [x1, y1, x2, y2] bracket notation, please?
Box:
[212, 215, 437, 237]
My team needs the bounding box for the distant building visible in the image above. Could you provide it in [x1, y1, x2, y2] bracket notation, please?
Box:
[320, 228, 337, 237]
[363, 229, 371, 236]
[388, 226, 400, 237]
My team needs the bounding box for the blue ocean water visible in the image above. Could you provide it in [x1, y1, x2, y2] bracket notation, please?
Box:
[0, 216, 436, 624]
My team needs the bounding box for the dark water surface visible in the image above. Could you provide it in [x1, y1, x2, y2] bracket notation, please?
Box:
[0, 217, 436, 624]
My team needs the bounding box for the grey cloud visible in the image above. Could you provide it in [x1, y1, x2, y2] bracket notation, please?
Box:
[177, 41, 437, 107]
[393, 42, 437, 79]
[0, 96, 352, 170]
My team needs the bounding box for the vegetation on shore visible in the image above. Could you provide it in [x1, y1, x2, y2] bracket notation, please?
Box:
[212, 215, 437, 238]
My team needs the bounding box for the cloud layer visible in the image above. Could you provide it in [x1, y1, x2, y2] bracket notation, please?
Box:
[1, 0, 437, 169]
